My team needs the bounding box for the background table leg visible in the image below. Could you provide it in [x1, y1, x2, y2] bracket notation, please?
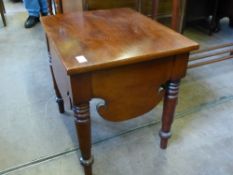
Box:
[151, 0, 159, 20]
[171, 0, 181, 32]
[49, 58, 65, 114]
[50, 63, 65, 113]
[46, 36, 65, 113]
[160, 80, 180, 149]
[73, 103, 93, 175]
[50, 59, 65, 113]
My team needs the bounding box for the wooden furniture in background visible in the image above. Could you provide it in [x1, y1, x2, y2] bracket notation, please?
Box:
[82, 0, 182, 31]
[179, 0, 233, 67]
[48, 0, 181, 31]
[50, 0, 233, 35]
[189, 43, 233, 68]
[47, 0, 63, 14]
[181, 0, 219, 34]
[0, 0, 6, 27]
[181, 0, 233, 34]
[47, 0, 82, 14]
[171, 0, 181, 31]
[59, 0, 82, 13]
[81, 0, 164, 17]
[216, 0, 233, 28]
[42, 8, 198, 175]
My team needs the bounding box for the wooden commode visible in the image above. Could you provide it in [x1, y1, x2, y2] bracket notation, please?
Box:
[41, 8, 198, 175]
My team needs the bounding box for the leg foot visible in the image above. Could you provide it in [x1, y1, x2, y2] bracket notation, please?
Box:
[160, 80, 180, 149]
[80, 156, 94, 175]
[56, 97, 64, 113]
[159, 130, 172, 149]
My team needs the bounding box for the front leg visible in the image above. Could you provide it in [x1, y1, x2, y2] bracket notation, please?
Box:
[73, 103, 93, 175]
[160, 80, 180, 149]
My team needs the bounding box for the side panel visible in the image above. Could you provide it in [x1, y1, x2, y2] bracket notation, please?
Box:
[92, 58, 173, 121]
[49, 39, 72, 108]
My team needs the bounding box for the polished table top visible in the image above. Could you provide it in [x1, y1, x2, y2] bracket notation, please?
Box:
[41, 8, 198, 74]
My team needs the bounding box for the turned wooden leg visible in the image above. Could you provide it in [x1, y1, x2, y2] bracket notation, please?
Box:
[46, 36, 65, 113]
[73, 103, 93, 175]
[160, 80, 180, 149]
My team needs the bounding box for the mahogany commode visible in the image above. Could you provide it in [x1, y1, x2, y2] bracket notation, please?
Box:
[41, 8, 198, 175]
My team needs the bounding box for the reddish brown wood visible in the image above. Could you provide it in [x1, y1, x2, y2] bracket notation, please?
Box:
[73, 104, 93, 175]
[152, 0, 182, 31]
[41, 8, 198, 75]
[41, 8, 198, 175]
[171, 0, 181, 31]
[92, 58, 172, 121]
[159, 53, 189, 149]
[160, 80, 180, 149]
[70, 74, 93, 175]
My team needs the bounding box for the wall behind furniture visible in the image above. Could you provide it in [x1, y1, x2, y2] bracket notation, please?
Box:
[87, 0, 172, 17]
[61, 0, 172, 17]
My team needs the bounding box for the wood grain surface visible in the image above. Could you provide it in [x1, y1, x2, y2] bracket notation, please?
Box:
[41, 8, 198, 75]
